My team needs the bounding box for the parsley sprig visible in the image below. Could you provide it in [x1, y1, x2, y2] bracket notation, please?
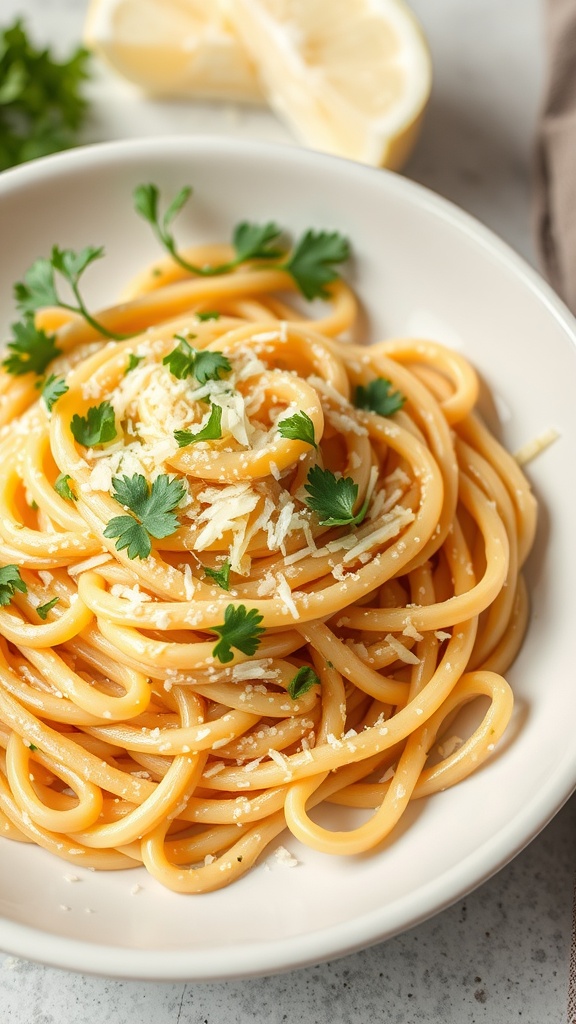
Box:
[355, 378, 406, 417]
[2, 319, 60, 377]
[304, 465, 370, 528]
[14, 246, 128, 341]
[103, 473, 186, 560]
[211, 604, 265, 663]
[0, 565, 27, 607]
[163, 335, 231, 384]
[70, 401, 117, 447]
[134, 183, 350, 300]
[134, 184, 284, 277]
[287, 665, 320, 700]
[174, 404, 222, 448]
[277, 410, 317, 448]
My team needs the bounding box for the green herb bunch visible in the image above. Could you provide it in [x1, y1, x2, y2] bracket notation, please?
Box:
[0, 20, 90, 171]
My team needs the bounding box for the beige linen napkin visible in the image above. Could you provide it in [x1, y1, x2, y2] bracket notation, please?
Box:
[535, 0, 576, 313]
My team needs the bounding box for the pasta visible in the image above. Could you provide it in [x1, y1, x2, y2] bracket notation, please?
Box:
[0, 234, 537, 893]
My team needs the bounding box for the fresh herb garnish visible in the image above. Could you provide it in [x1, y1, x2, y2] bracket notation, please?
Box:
[304, 464, 370, 527]
[211, 604, 265, 663]
[163, 335, 231, 384]
[36, 597, 59, 620]
[41, 374, 68, 412]
[0, 20, 90, 172]
[283, 230, 350, 300]
[174, 404, 222, 447]
[70, 400, 117, 447]
[14, 246, 128, 341]
[134, 184, 284, 277]
[103, 473, 186, 560]
[203, 560, 231, 591]
[196, 311, 220, 322]
[125, 353, 144, 374]
[133, 183, 193, 268]
[277, 410, 317, 449]
[355, 378, 406, 417]
[133, 183, 349, 300]
[28, 743, 38, 752]
[232, 221, 284, 265]
[2, 319, 60, 377]
[162, 336, 196, 379]
[193, 349, 232, 385]
[0, 565, 27, 607]
[287, 665, 320, 700]
[54, 472, 76, 501]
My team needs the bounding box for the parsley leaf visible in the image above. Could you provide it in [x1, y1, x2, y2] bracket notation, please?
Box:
[212, 604, 265, 663]
[196, 311, 220, 322]
[70, 401, 117, 447]
[103, 473, 186, 560]
[36, 597, 59, 620]
[174, 404, 222, 447]
[163, 335, 231, 384]
[54, 472, 76, 501]
[304, 464, 370, 527]
[0, 565, 27, 607]
[232, 221, 284, 263]
[203, 560, 231, 591]
[0, 20, 90, 172]
[42, 374, 68, 412]
[14, 246, 128, 341]
[162, 336, 197, 379]
[2, 319, 60, 377]
[287, 665, 320, 700]
[277, 410, 317, 448]
[355, 378, 406, 417]
[125, 354, 144, 374]
[13, 258, 58, 312]
[283, 230, 350, 300]
[193, 349, 232, 385]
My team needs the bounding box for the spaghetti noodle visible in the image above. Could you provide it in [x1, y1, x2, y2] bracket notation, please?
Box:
[0, 236, 537, 892]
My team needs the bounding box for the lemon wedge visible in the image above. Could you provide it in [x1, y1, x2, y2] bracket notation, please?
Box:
[226, 0, 432, 167]
[85, 0, 262, 101]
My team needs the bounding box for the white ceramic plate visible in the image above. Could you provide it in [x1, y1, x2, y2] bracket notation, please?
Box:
[0, 137, 575, 981]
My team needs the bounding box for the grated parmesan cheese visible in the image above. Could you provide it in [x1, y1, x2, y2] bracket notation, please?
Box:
[342, 506, 415, 563]
[275, 573, 299, 619]
[385, 633, 420, 665]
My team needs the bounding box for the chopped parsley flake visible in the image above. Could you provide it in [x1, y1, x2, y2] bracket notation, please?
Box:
[287, 666, 320, 700]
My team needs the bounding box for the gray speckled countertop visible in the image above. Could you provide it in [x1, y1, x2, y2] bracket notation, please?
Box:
[1, 1, 575, 1021]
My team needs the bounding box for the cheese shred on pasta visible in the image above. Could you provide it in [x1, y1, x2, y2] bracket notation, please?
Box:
[0, 244, 537, 892]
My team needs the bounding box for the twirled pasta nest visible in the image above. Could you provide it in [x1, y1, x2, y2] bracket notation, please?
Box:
[0, 245, 536, 892]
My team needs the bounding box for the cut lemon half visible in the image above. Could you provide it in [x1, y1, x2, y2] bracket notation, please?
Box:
[225, 0, 432, 167]
[85, 0, 262, 102]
